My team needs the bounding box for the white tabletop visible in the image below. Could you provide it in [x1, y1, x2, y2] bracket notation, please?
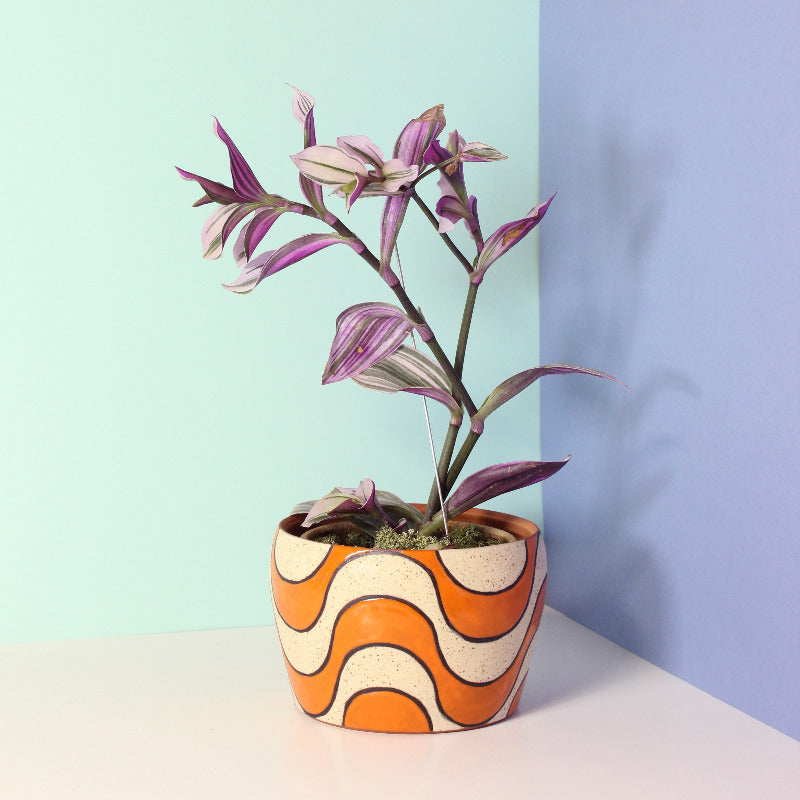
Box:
[2, 607, 798, 799]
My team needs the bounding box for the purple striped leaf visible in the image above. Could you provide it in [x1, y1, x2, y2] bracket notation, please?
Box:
[336, 135, 385, 167]
[435, 194, 472, 233]
[379, 159, 419, 192]
[446, 458, 571, 518]
[290, 86, 328, 218]
[211, 117, 267, 201]
[231, 203, 306, 264]
[290, 86, 316, 143]
[459, 141, 507, 163]
[176, 166, 240, 206]
[321, 303, 415, 384]
[176, 118, 269, 204]
[353, 346, 462, 423]
[423, 130, 485, 247]
[223, 233, 361, 294]
[394, 104, 446, 167]
[470, 193, 556, 285]
[293, 488, 422, 527]
[177, 119, 303, 260]
[476, 364, 624, 422]
[200, 202, 260, 259]
[379, 104, 446, 280]
[291, 145, 368, 187]
[301, 479, 389, 527]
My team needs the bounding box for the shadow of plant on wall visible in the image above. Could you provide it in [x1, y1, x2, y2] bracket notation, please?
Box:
[540, 123, 698, 665]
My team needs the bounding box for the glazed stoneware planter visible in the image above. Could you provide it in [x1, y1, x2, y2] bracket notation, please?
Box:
[270, 507, 547, 733]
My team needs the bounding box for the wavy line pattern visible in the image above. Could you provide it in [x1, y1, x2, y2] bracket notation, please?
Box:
[271, 509, 546, 733]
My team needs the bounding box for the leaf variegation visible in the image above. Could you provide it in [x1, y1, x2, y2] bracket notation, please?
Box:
[301, 479, 385, 527]
[459, 142, 507, 162]
[470, 193, 556, 285]
[446, 458, 571, 519]
[379, 104, 446, 280]
[321, 303, 416, 384]
[291, 145, 367, 187]
[374, 491, 424, 525]
[292, 488, 422, 529]
[353, 345, 462, 423]
[223, 233, 361, 294]
[476, 364, 624, 422]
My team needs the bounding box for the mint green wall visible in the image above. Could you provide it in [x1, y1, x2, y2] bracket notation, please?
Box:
[1, 1, 540, 642]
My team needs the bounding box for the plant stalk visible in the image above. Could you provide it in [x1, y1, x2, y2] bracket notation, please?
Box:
[444, 429, 482, 496]
[454, 282, 479, 379]
[409, 191, 473, 275]
[422, 421, 460, 522]
[421, 281, 481, 521]
[325, 214, 478, 419]
[324, 201, 484, 528]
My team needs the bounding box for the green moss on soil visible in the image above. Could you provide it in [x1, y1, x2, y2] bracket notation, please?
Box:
[374, 522, 501, 551]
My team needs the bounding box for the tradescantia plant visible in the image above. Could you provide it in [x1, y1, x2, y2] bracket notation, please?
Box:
[177, 87, 619, 545]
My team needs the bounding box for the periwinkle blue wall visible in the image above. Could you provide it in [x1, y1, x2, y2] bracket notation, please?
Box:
[539, 4, 800, 739]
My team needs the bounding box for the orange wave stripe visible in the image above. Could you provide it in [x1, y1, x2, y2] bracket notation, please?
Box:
[282, 580, 546, 728]
[271, 533, 539, 640]
[343, 689, 432, 733]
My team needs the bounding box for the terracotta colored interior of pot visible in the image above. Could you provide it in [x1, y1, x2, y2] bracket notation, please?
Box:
[279, 506, 539, 545]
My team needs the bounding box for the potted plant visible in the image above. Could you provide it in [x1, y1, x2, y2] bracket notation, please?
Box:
[177, 87, 619, 733]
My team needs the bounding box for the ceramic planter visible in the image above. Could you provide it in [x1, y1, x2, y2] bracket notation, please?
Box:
[270, 507, 546, 733]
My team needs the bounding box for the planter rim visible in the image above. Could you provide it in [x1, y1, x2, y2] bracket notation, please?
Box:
[277, 506, 540, 553]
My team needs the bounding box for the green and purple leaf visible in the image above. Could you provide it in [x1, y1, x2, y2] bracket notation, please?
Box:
[379, 104, 446, 280]
[223, 233, 361, 294]
[423, 131, 484, 246]
[176, 166, 240, 206]
[475, 364, 624, 422]
[210, 117, 267, 201]
[336, 135, 384, 168]
[379, 159, 419, 192]
[470, 193, 556, 285]
[446, 458, 571, 518]
[177, 118, 286, 259]
[459, 141, 507, 163]
[293, 487, 422, 528]
[200, 202, 260, 259]
[353, 345, 462, 423]
[291, 85, 316, 145]
[291, 144, 368, 187]
[290, 86, 328, 219]
[301, 479, 390, 527]
[321, 303, 415, 384]
[231, 205, 297, 264]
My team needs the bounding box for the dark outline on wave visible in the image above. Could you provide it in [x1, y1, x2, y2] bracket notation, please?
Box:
[280, 591, 538, 681]
[303, 594, 544, 731]
[433, 533, 534, 595]
[342, 687, 434, 732]
[272, 538, 540, 641]
[272, 535, 334, 584]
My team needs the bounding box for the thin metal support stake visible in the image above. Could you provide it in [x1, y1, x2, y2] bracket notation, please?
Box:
[394, 244, 449, 538]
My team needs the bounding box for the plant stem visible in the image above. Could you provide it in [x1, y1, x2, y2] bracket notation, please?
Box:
[418, 427, 482, 535]
[409, 191, 473, 275]
[325, 213, 478, 419]
[421, 281, 481, 521]
[443, 429, 482, 496]
[422, 421, 460, 522]
[323, 201, 483, 525]
[454, 282, 479, 379]
[410, 156, 459, 187]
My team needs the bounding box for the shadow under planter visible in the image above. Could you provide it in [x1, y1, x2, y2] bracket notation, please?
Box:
[271, 507, 547, 733]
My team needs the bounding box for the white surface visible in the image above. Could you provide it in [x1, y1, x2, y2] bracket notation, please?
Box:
[2, 607, 798, 799]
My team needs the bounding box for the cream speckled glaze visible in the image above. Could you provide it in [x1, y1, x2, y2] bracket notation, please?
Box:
[270, 507, 547, 733]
